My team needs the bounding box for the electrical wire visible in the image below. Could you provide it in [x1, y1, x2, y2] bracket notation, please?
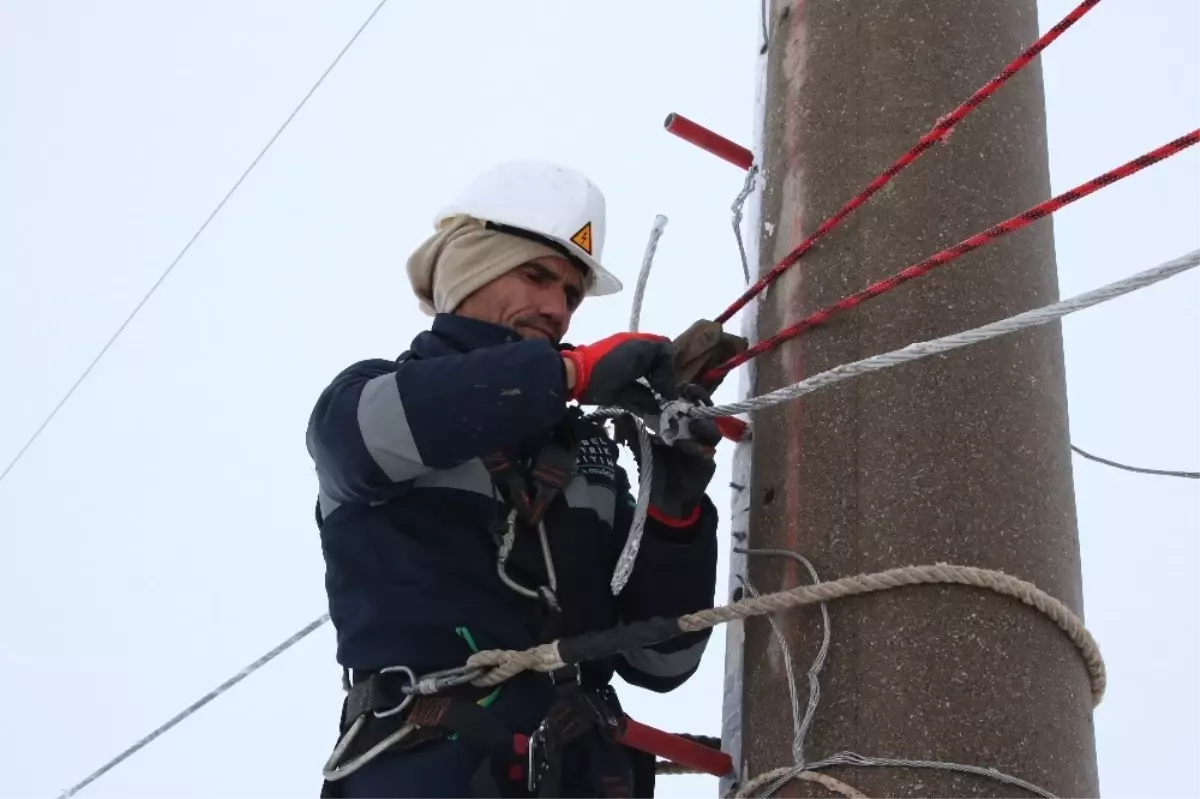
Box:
[57, 614, 331, 798]
[1071, 444, 1198, 480]
[0, 0, 391, 489]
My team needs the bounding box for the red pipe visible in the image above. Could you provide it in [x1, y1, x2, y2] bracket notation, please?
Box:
[661, 114, 752, 442]
[664, 113, 754, 171]
[715, 417, 750, 443]
[616, 717, 733, 777]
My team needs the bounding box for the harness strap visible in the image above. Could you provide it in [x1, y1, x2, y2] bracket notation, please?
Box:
[328, 672, 702, 798]
[482, 436, 577, 528]
[326, 685, 530, 796]
[482, 404, 601, 529]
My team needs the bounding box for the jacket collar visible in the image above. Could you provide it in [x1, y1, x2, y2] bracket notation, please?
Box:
[407, 313, 525, 359]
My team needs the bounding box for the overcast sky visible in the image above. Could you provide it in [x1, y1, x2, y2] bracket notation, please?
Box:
[1, 2, 1196, 798]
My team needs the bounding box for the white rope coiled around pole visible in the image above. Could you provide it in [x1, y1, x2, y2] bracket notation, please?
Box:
[729, 551, 1059, 799]
[465, 561, 1106, 704]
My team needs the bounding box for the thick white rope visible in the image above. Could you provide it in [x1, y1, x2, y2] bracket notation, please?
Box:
[732, 552, 1056, 799]
[699, 249, 1200, 419]
[466, 562, 1105, 705]
[676, 563, 1104, 702]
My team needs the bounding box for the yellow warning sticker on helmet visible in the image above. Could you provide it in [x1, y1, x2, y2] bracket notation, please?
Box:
[570, 222, 593, 255]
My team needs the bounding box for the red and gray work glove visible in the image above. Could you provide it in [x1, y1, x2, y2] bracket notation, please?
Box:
[561, 332, 679, 415]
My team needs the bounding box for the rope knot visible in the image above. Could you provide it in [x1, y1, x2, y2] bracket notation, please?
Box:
[466, 643, 566, 687]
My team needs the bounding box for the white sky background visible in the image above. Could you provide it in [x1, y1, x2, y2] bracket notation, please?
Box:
[1, 1, 1196, 797]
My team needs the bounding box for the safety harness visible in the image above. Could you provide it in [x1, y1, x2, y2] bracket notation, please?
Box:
[321, 396, 650, 797]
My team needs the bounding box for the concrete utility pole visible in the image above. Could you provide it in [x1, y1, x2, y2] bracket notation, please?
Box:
[738, 2, 1099, 796]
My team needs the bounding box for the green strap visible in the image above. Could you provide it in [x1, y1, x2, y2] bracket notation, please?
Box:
[456, 627, 502, 709]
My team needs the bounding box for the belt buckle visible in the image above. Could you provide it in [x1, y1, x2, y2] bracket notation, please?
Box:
[548, 664, 580, 686]
[584, 688, 621, 735]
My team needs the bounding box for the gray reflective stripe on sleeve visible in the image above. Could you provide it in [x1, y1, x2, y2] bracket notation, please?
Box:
[564, 478, 615, 526]
[412, 459, 495, 498]
[317, 487, 342, 519]
[619, 637, 708, 678]
[356, 372, 428, 482]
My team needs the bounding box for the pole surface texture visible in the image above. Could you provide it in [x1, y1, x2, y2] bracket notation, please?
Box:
[741, 1, 1099, 796]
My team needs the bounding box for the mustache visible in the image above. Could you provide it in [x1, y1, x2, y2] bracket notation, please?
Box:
[513, 316, 563, 340]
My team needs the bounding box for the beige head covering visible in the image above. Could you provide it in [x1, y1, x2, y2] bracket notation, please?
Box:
[406, 217, 590, 316]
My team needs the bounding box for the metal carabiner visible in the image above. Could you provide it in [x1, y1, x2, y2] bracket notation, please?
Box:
[496, 508, 559, 604]
[409, 664, 486, 696]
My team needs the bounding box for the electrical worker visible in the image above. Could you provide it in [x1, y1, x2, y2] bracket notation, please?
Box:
[308, 160, 732, 798]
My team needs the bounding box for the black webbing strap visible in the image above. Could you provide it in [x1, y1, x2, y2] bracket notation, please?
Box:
[341, 671, 411, 727]
[332, 675, 644, 797]
[481, 405, 605, 529]
[482, 437, 577, 528]
[555, 614, 686, 666]
[407, 696, 531, 796]
[328, 687, 530, 796]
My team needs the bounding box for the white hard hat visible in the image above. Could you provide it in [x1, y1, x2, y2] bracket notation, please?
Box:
[433, 160, 623, 297]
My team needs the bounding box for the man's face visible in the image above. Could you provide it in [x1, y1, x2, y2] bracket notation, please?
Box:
[455, 255, 586, 344]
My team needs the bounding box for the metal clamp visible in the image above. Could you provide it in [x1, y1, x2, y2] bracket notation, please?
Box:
[548, 663, 580, 686]
[408, 664, 486, 696]
[527, 719, 549, 793]
[657, 398, 699, 447]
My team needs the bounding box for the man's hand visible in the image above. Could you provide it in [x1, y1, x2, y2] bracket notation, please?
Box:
[614, 384, 721, 525]
[647, 434, 717, 524]
[562, 332, 679, 415]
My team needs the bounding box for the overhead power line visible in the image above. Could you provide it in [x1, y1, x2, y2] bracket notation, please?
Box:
[1071, 445, 1199, 480]
[1, 0, 391, 489]
[57, 614, 331, 798]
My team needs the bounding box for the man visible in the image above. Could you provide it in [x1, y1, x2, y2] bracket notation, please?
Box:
[308, 160, 721, 798]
